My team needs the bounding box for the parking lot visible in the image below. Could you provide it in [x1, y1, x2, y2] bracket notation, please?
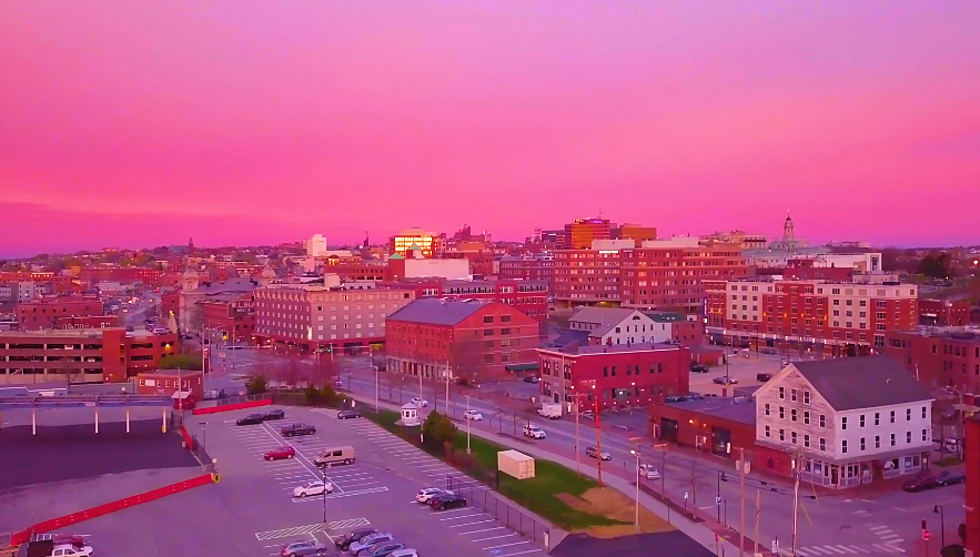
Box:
[67, 405, 548, 557]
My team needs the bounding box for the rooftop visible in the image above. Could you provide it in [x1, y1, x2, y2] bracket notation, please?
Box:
[661, 396, 757, 425]
[540, 342, 682, 356]
[791, 356, 933, 411]
[0, 327, 167, 339]
[569, 306, 639, 324]
[387, 298, 489, 326]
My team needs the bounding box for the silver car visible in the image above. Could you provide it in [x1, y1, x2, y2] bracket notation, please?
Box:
[349, 533, 394, 555]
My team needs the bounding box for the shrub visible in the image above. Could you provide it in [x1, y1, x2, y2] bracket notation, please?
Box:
[247, 375, 268, 395]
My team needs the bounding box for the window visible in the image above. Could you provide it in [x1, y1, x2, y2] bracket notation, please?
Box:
[779, 406, 785, 419]
[803, 411, 810, 425]
[791, 389, 797, 402]
[921, 406, 927, 419]
[890, 411, 895, 424]
[804, 434, 810, 448]
[791, 409, 798, 422]
[841, 416, 847, 430]
[765, 425, 771, 438]
[860, 438, 866, 451]
[890, 433, 896, 446]
[803, 390, 810, 404]
[483, 316, 494, 324]
[779, 429, 785, 441]
[791, 431, 798, 444]
[819, 438, 826, 451]
[906, 431, 912, 443]
[501, 328, 512, 335]
[859, 415, 865, 428]
[842, 440, 848, 454]
[778, 387, 785, 399]
[764, 404, 770, 416]
[500, 315, 511, 323]
[905, 408, 911, 421]
[483, 329, 494, 336]
[603, 367, 609, 377]
[819, 414, 826, 428]
[874, 413, 879, 426]
[921, 429, 928, 442]
[875, 435, 880, 449]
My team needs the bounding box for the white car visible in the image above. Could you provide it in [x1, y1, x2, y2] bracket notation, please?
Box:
[416, 487, 454, 504]
[464, 410, 484, 421]
[388, 550, 418, 557]
[638, 464, 661, 480]
[51, 545, 94, 557]
[410, 397, 429, 408]
[292, 480, 334, 498]
[523, 424, 546, 439]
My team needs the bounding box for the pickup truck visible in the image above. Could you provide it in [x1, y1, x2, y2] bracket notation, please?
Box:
[22, 540, 94, 557]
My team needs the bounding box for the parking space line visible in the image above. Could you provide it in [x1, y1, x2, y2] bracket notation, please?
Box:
[291, 486, 389, 503]
[451, 520, 496, 528]
[459, 527, 507, 535]
[338, 481, 381, 488]
[259, 422, 352, 494]
[470, 534, 518, 542]
[494, 549, 540, 557]
[439, 513, 486, 521]
[483, 541, 530, 550]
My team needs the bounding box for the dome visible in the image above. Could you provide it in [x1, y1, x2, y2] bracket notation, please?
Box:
[183, 266, 199, 278]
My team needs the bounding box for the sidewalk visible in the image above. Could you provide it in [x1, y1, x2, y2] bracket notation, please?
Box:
[343, 389, 759, 557]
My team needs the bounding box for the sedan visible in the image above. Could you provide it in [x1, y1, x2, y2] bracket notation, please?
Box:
[338, 409, 362, 420]
[282, 423, 317, 437]
[236, 413, 266, 426]
[756, 373, 773, 382]
[936, 470, 966, 486]
[359, 543, 405, 557]
[335, 528, 379, 551]
[416, 487, 453, 504]
[264, 409, 286, 420]
[350, 534, 394, 555]
[463, 410, 484, 421]
[388, 550, 418, 557]
[410, 397, 429, 408]
[428, 493, 467, 511]
[713, 376, 738, 385]
[333, 378, 344, 388]
[586, 446, 612, 461]
[281, 540, 328, 557]
[902, 476, 941, 493]
[264, 446, 296, 461]
[522, 375, 540, 383]
[690, 364, 710, 373]
[638, 464, 661, 480]
[293, 480, 334, 498]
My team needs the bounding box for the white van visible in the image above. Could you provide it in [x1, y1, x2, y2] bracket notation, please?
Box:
[314, 446, 355, 467]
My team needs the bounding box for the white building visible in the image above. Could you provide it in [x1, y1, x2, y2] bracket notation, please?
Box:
[306, 234, 328, 257]
[754, 357, 933, 489]
[400, 258, 470, 281]
[567, 307, 671, 345]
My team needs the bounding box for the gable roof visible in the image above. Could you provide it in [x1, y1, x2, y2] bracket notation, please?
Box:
[791, 356, 932, 411]
[551, 329, 591, 348]
[569, 307, 637, 326]
[386, 298, 488, 326]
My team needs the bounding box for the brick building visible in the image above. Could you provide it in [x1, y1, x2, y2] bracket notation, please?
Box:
[384, 278, 549, 324]
[884, 328, 980, 392]
[536, 342, 690, 411]
[498, 254, 554, 285]
[254, 282, 416, 351]
[161, 289, 180, 319]
[78, 266, 164, 286]
[200, 292, 255, 342]
[385, 299, 540, 383]
[16, 297, 105, 330]
[712, 278, 919, 357]
[55, 315, 119, 329]
[136, 368, 205, 401]
[560, 218, 611, 249]
[918, 299, 973, 327]
[0, 328, 179, 385]
[966, 414, 979, 557]
[322, 260, 387, 281]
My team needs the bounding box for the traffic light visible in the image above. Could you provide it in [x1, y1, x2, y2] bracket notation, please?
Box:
[326, 345, 332, 353]
[222, 332, 228, 341]
[921, 519, 927, 530]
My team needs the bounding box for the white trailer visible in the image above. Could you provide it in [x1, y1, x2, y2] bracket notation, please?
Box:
[497, 449, 535, 480]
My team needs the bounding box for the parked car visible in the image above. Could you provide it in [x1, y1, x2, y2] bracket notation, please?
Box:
[586, 446, 612, 461]
[760, 347, 777, 355]
[292, 480, 334, 498]
[690, 364, 710, 373]
[349, 533, 395, 555]
[388, 550, 418, 557]
[333, 378, 344, 388]
[359, 543, 405, 557]
[264, 446, 296, 461]
[334, 528, 379, 551]
[281, 540, 328, 557]
[756, 373, 773, 382]
[903, 475, 945, 493]
[338, 409, 362, 420]
[50, 544, 94, 557]
[523, 424, 546, 439]
[936, 470, 966, 486]
[523, 375, 540, 383]
[264, 409, 286, 420]
[236, 413, 266, 426]
[638, 464, 661, 480]
[282, 423, 317, 437]
[664, 395, 688, 403]
[713, 376, 738, 385]
[416, 487, 454, 504]
[428, 493, 467, 511]
[410, 397, 429, 408]
[463, 410, 484, 421]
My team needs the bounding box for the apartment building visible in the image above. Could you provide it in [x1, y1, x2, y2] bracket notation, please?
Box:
[16, 297, 105, 330]
[253, 282, 416, 350]
[885, 327, 980, 392]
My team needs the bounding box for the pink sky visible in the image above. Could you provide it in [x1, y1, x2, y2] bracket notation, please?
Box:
[2, 1, 979, 257]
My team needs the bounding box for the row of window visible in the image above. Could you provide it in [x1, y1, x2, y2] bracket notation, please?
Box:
[764, 427, 929, 452]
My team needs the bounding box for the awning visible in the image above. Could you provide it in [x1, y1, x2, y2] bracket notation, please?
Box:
[505, 363, 539, 373]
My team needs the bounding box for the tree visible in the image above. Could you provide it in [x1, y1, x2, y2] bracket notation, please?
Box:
[916, 252, 953, 279]
[422, 411, 457, 452]
[159, 353, 203, 370]
[247, 375, 268, 395]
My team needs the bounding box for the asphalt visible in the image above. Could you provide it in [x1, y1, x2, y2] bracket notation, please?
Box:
[553, 531, 714, 557]
[0, 420, 198, 491]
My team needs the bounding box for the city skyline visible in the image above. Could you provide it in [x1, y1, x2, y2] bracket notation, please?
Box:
[2, 1, 979, 256]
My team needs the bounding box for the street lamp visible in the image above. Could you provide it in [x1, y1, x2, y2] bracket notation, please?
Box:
[373, 365, 380, 412]
[464, 395, 473, 454]
[629, 448, 640, 531]
[934, 504, 945, 548]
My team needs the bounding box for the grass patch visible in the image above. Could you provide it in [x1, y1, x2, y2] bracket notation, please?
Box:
[934, 456, 962, 467]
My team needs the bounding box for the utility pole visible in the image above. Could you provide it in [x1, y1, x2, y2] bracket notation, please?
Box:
[739, 447, 746, 556]
[791, 446, 801, 557]
[445, 357, 451, 414]
[574, 393, 581, 476]
[754, 489, 760, 556]
[690, 449, 698, 509]
[593, 388, 603, 487]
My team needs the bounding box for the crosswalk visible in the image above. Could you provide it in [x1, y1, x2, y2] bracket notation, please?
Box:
[867, 524, 904, 546]
[254, 517, 371, 540]
[780, 543, 905, 556]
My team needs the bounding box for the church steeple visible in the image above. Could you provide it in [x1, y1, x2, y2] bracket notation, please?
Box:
[783, 212, 795, 241]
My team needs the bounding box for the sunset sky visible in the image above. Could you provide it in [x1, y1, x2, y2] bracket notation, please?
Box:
[2, 1, 978, 257]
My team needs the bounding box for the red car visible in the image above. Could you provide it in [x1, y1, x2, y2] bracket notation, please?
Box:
[265, 446, 296, 461]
